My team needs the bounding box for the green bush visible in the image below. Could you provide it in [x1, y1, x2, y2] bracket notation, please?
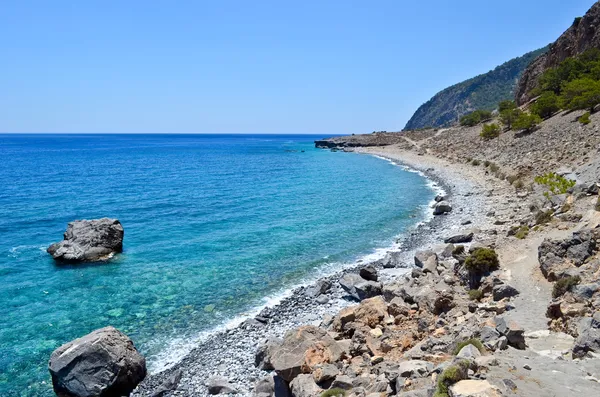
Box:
[460, 110, 493, 127]
[498, 100, 517, 113]
[515, 225, 529, 239]
[535, 210, 554, 225]
[506, 174, 518, 184]
[512, 112, 542, 131]
[561, 78, 600, 112]
[452, 245, 465, 256]
[513, 179, 525, 189]
[483, 160, 491, 167]
[464, 248, 500, 274]
[499, 108, 523, 130]
[552, 276, 581, 298]
[579, 111, 592, 125]
[489, 163, 499, 173]
[321, 389, 346, 397]
[471, 159, 481, 166]
[534, 172, 576, 200]
[480, 123, 501, 140]
[468, 289, 484, 301]
[531, 91, 560, 118]
[453, 338, 485, 355]
[434, 360, 470, 397]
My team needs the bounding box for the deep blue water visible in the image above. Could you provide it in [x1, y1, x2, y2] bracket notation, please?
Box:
[0, 134, 434, 396]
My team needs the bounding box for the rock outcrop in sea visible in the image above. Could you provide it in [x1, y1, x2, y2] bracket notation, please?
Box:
[48, 326, 146, 397]
[47, 218, 124, 262]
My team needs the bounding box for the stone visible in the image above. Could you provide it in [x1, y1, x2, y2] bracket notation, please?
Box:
[339, 274, 364, 298]
[289, 374, 321, 397]
[48, 326, 146, 397]
[448, 380, 501, 397]
[207, 377, 237, 395]
[313, 364, 339, 384]
[444, 233, 474, 244]
[355, 281, 383, 301]
[330, 375, 354, 390]
[398, 360, 433, 378]
[474, 356, 499, 369]
[456, 344, 482, 360]
[495, 318, 526, 349]
[573, 312, 600, 358]
[306, 280, 332, 297]
[47, 218, 124, 262]
[433, 201, 452, 215]
[492, 284, 520, 301]
[414, 250, 438, 273]
[441, 244, 455, 258]
[255, 338, 281, 370]
[381, 251, 403, 268]
[360, 265, 378, 282]
[354, 296, 388, 328]
[150, 369, 182, 397]
[254, 376, 275, 395]
[270, 326, 343, 381]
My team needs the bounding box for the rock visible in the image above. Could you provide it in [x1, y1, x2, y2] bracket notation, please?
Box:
[354, 296, 388, 327]
[339, 274, 363, 299]
[441, 244, 455, 258]
[538, 230, 597, 281]
[381, 251, 403, 268]
[444, 233, 474, 244]
[398, 360, 433, 378]
[495, 317, 526, 349]
[355, 281, 383, 300]
[492, 284, 520, 301]
[316, 295, 330, 304]
[270, 326, 343, 381]
[456, 344, 482, 360]
[435, 194, 445, 202]
[207, 377, 237, 395]
[522, 364, 531, 370]
[414, 250, 438, 273]
[360, 266, 378, 282]
[330, 375, 354, 390]
[255, 338, 281, 370]
[474, 356, 499, 369]
[433, 201, 453, 215]
[48, 326, 146, 397]
[587, 183, 599, 195]
[312, 364, 339, 384]
[150, 370, 182, 397]
[254, 376, 275, 395]
[289, 374, 321, 397]
[448, 380, 501, 397]
[306, 280, 332, 297]
[573, 312, 600, 358]
[47, 218, 124, 262]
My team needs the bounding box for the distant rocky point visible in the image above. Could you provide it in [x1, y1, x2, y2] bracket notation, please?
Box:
[47, 218, 124, 263]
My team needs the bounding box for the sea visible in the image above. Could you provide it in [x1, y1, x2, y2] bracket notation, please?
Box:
[0, 134, 435, 396]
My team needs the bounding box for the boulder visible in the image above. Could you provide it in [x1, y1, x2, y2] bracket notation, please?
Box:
[448, 380, 501, 397]
[150, 369, 182, 397]
[48, 326, 146, 397]
[312, 364, 339, 384]
[47, 218, 124, 262]
[573, 312, 600, 358]
[207, 377, 237, 395]
[381, 251, 403, 268]
[270, 326, 343, 382]
[306, 280, 331, 298]
[254, 376, 275, 396]
[255, 337, 282, 370]
[495, 317, 526, 349]
[433, 201, 453, 215]
[397, 360, 433, 378]
[414, 250, 438, 273]
[360, 265, 378, 282]
[289, 374, 322, 397]
[456, 344, 482, 360]
[340, 274, 381, 300]
[538, 230, 597, 280]
[492, 284, 520, 301]
[330, 375, 354, 390]
[444, 233, 474, 244]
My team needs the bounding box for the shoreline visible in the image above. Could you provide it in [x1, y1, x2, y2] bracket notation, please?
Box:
[132, 148, 494, 396]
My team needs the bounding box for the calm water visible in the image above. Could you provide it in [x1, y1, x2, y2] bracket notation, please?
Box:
[0, 134, 434, 396]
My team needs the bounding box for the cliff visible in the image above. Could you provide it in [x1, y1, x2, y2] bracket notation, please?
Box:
[516, 1, 600, 105]
[404, 47, 547, 130]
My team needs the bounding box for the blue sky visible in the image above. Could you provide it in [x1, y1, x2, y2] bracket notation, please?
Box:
[0, 0, 596, 134]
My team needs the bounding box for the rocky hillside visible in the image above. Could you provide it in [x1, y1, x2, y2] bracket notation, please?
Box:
[404, 47, 547, 130]
[517, 1, 600, 105]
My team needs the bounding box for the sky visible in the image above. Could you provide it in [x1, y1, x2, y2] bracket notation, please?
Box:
[0, 0, 596, 134]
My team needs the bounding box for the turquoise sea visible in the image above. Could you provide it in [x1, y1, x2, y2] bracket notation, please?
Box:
[0, 134, 434, 396]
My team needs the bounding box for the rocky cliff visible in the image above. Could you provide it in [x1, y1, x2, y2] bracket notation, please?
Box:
[404, 47, 547, 130]
[516, 1, 600, 105]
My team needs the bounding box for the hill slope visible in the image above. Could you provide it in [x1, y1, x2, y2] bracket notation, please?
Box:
[517, 1, 600, 105]
[404, 47, 547, 130]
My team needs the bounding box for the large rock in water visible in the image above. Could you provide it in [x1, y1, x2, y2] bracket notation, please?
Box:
[47, 218, 124, 262]
[48, 326, 146, 397]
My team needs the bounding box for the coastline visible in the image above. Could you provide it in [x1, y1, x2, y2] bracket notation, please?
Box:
[132, 147, 497, 396]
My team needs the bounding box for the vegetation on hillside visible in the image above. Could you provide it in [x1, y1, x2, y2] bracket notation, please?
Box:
[404, 47, 548, 130]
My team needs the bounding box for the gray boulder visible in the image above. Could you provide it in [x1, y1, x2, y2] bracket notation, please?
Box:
[207, 377, 237, 395]
[495, 317, 526, 349]
[492, 284, 520, 301]
[340, 274, 381, 300]
[433, 201, 452, 215]
[47, 218, 124, 262]
[360, 265, 378, 282]
[573, 312, 600, 358]
[289, 375, 321, 397]
[398, 360, 433, 378]
[414, 250, 438, 273]
[48, 326, 146, 397]
[444, 233, 474, 244]
[456, 344, 482, 360]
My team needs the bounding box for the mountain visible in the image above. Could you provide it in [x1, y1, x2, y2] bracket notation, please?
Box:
[517, 1, 600, 105]
[404, 47, 547, 130]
